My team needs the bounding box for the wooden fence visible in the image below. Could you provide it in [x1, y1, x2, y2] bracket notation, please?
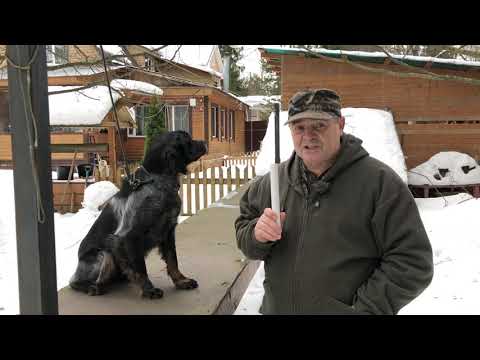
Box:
[178, 164, 256, 216]
[114, 152, 258, 216]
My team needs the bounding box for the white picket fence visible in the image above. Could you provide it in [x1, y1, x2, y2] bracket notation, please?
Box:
[179, 163, 256, 216]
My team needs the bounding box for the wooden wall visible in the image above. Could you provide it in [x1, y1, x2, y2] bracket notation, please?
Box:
[280, 54, 480, 168]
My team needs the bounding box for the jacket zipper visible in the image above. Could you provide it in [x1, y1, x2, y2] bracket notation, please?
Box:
[292, 197, 309, 313]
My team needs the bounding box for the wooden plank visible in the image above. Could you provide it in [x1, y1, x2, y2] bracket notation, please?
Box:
[203, 170, 208, 209]
[234, 166, 240, 191]
[398, 129, 480, 135]
[227, 167, 232, 193]
[178, 174, 184, 215]
[219, 167, 224, 199]
[186, 172, 192, 216]
[210, 167, 216, 204]
[50, 143, 109, 153]
[194, 170, 200, 213]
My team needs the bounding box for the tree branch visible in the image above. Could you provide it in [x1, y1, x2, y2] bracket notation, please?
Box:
[299, 46, 480, 87]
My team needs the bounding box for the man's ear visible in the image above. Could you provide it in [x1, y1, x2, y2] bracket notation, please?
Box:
[338, 116, 345, 133]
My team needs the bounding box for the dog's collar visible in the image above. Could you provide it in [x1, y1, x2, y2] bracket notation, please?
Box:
[128, 166, 154, 191]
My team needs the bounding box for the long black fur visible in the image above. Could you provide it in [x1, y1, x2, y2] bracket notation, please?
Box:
[69, 131, 207, 299]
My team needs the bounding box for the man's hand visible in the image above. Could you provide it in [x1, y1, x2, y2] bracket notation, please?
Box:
[254, 208, 286, 243]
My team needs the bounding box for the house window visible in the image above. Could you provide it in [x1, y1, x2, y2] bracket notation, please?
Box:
[211, 105, 218, 138]
[128, 105, 147, 137]
[229, 111, 235, 142]
[144, 55, 155, 71]
[220, 109, 226, 140]
[46, 45, 68, 65]
[167, 105, 190, 132]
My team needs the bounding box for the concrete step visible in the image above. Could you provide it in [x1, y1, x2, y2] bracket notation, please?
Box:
[58, 183, 260, 315]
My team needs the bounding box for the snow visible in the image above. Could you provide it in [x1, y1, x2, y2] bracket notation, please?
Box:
[261, 46, 480, 68]
[48, 85, 122, 126]
[256, 108, 408, 183]
[234, 107, 480, 315]
[238, 95, 281, 109]
[110, 79, 163, 96]
[82, 181, 119, 211]
[408, 151, 480, 186]
[0, 165, 245, 314]
[156, 45, 224, 78]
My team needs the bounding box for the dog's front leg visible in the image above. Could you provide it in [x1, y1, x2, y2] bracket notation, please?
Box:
[114, 236, 164, 299]
[161, 228, 198, 290]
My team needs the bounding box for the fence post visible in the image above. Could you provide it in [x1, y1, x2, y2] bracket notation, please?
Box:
[203, 168, 208, 209]
[194, 169, 200, 214]
[219, 167, 224, 199]
[186, 171, 192, 216]
[235, 166, 240, 191]
[227, 166, 232, 193]
[210, 167, 216, 204]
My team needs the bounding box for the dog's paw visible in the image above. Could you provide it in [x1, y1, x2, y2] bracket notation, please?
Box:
[87, 284, 105, 296]
[142, 287, 164, 299]
[175, 278, 198, 290]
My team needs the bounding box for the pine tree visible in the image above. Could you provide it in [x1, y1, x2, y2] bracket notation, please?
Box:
[219, 45, 248, 96]
[143, 97, 167, 158]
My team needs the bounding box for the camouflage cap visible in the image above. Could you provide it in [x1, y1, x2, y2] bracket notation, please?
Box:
[285, 88, 342, 125]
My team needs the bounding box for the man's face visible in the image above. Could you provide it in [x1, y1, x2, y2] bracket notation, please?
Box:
[289, 117, 345, 171]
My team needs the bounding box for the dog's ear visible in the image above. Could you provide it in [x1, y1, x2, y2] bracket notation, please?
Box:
[164, 147, 188, 175]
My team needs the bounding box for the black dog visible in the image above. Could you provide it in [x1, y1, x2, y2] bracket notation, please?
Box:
[69, 131, 207, 299]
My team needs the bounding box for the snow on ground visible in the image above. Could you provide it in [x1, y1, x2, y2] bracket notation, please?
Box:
[0, 167, 238, 314]
[408, 151, 480, 186]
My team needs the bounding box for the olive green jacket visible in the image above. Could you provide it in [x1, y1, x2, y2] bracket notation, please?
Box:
[235, 134, 433, 315]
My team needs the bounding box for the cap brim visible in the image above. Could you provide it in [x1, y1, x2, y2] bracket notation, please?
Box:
[284, 111, 338, 125]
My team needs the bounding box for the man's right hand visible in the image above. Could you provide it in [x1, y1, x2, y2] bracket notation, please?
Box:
[254, 208, 286, 243]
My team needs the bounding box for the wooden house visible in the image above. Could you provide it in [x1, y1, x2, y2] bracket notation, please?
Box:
[260, 46, 480, 169]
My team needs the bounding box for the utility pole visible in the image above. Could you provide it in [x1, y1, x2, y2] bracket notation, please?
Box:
[7, 45, 58, 314]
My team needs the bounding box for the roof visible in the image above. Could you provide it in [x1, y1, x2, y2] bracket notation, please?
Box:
[110, 79, 163, 96]
[0, 64, 124, 80]
[156, 45, 224, 78]
[260, 46, 480, 72]
[238, 95, 281, 109]
[48, 85, 134, 127]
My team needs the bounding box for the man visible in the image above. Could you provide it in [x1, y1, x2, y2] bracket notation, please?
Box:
[235, 88, 433, 315]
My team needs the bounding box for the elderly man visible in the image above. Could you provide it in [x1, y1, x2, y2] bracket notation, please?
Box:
[235, 88, 433, 315]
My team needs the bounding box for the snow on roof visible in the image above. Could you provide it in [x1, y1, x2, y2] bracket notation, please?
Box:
[255, 107, 408, 183]
[110, 79, 163, 96]
[48, 85, 122, 126]
[408, 152, 480, 186]
[238, 95, 281, 108]
[260, 46, 480, 69]
[0, 64, 127, 80]
[156, 45, 223, 78]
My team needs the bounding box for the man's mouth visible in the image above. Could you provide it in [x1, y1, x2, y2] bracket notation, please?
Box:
[304, 145, 320, 150]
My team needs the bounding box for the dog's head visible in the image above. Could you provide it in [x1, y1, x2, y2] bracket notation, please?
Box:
[143, 131, 207, 175]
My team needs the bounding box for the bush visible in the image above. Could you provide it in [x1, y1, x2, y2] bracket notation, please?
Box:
[143, 97, 167, 158]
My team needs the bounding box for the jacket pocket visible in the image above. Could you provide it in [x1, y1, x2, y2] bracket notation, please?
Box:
[314, 296, 359, 315]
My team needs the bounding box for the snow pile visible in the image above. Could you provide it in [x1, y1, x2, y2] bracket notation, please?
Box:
[408, 151, 480, 186]
[82, 181, 119, 211]
[255, 108, 407, 183]
[48, 85, 121, 126]
[110, 79, 163, 96]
